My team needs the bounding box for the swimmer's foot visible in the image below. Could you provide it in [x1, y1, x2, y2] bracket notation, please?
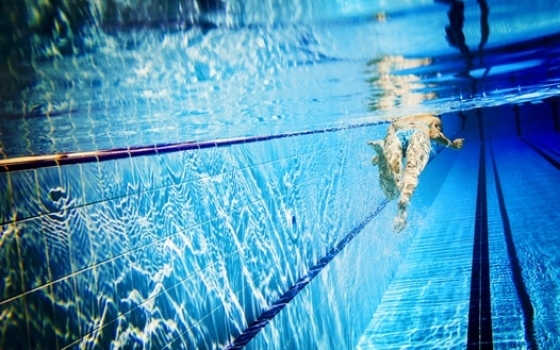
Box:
[393, 202, 408, 233]
[368, 141, 384, 166]
[368, 140, 384, 154]
[393, 215, 407, 233]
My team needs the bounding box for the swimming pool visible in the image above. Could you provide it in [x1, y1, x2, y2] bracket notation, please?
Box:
[1, 0, 560, 349]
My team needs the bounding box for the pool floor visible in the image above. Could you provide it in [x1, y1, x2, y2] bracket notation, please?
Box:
[357, 126, 560, 349]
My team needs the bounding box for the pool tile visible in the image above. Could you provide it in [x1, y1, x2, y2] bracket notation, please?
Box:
[129, 246, 156, 301]
[222, 296, 247, 343]
[41, 211, 72, 281]
[17, 217, 49, 290]
[10, 169, 40, 221]
[182, 321, 212, 350]
[182, 273, 207, 322]
[246, 163, 276, 203]
[0, 172, 14, 224]
[135, 154, 163, 190]
[140, 240, 179, 290]
[143, 188, 159, 236]
[196, 171, 237, 219]
[241, 140, 268, 166]
[161, 282, 192, 334]
[228, 142, 257, 169]
[121, 193, 146, 251]
[159, 150, 185, 187]
[99, 159, 126, 200]
[212, 215, 237, 259]
[161, 336, 188, 350]
[58, 164, 85, 207]
[74, 267, 99, 336]
[198, 144, 235, 177]
[169, 231, 201, 280]
[243, 331, 269, 350]
[128, 304, 149, 334]
[173, 182, 198, 231]
[37, 166, 71, 213]
[0, 222, 24, 301]
[238, 275, 266, 325]
[51, 276, 81, 348]
[156, 185, 183, 240]
[113, 254, 136, 316]
[159, 239, 185, 289]
[67, 207, 95, 272]
[198, 219, 223, 266]
[116, 156, 138, 197]
[100, 197, 131, 258]
[79, 161, 104, 204]
[0, 297, 30, 350]
[181, 148, 205, 183]
[190, 308, 225, 349]
[209, 303, 234, 349]
[189, 178, 217, 225]
[149, 293, 182, 349]
[130, 155, 149, 192]
[82, 201, 115, 264]
[229, 206, 250, 248]
[145, 187, 165, 240]
[25, 285, 57, 350]
[265, 136, 298, 161]
[95, 315, 126, 349]
[96, 262, 119, 322]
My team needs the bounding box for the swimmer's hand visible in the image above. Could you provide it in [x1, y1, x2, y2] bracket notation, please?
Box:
[451, 138, 464, 150]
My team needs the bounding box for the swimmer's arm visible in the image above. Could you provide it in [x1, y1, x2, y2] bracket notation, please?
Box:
[429, 120, 464, 149]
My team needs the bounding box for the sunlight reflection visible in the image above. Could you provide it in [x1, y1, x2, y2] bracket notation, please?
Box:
[366, 55, 436, 112]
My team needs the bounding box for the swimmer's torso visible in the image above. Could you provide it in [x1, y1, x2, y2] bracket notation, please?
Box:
[392, 114, 438, 134]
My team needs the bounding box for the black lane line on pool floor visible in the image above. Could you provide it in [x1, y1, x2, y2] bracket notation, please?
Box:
[522, 138, 560, 171]
[551, 98, 560, 132]
[489, 142, 537, 350]
[467, 142, 494, 349]
[224, 199, 389, 350]
[524, 137, 560, 158]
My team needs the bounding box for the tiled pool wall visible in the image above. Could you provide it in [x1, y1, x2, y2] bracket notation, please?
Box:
[0, 111, 469, 350]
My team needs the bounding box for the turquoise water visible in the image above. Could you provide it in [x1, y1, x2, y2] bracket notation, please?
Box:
[1, 0, 560, 349]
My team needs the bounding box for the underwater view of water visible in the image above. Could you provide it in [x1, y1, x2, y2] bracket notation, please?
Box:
[2, 0, 560, 158]
[1, 0, 560, 349]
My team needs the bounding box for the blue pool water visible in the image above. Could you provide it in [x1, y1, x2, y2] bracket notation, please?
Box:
[1, 0, 560, 349]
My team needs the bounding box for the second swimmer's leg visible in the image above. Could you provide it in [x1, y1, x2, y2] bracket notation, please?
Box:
[394, 131, 430, 232]
[369, 138, 400, 200]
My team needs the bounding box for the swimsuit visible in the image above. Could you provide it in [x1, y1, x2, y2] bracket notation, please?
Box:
[394, 128, 438, 159]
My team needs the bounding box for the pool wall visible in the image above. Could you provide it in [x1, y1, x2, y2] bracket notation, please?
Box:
[0, 111, 466, 350]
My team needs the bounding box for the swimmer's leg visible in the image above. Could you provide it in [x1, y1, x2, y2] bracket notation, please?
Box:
[383, 130, 403, 196]
[394, 131, 430, 232]
[368, 138, 400, 200]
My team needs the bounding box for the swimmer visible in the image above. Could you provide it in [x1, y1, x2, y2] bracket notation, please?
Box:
[368, 114, 464, 232]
